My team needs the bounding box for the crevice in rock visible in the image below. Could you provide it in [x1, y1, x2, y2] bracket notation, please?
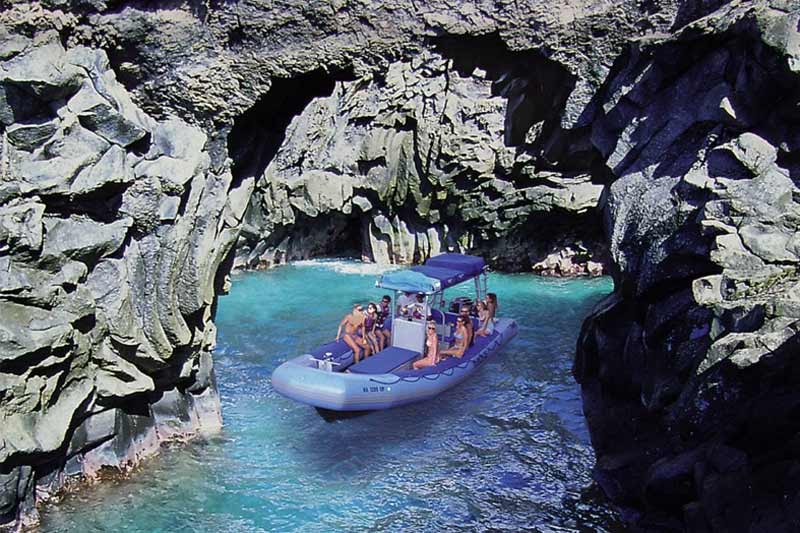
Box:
[103, 42, 146, 96]
[357, 156, 386, 176]
[127, 132, 152, 156]
[238, 210, 366, 269]
[39, 182, 129, 224]
[0, 346, 71, 376]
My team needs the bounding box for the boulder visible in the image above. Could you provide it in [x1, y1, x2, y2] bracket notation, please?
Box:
[65, 48, 152, 147]
[134, 156, 200, 192]
[93, 340, 154, 399]
[0, 32, 82, 101]
[15, 153, 95, 196]
[0, 301, 74, 363]
[6, 118, 59, 151]
[70, 145, 135, 196]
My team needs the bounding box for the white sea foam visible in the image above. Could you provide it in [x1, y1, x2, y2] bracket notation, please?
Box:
[291, 258, 402, 276]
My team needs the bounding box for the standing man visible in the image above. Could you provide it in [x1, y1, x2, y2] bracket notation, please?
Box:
[376, 295, 392, 347]
[397, 291, 416, 316]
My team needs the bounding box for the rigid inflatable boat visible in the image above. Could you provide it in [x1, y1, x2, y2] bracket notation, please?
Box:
[271, 253, 518, 412]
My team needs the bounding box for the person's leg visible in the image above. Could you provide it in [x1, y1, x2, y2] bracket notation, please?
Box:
[382, 328, 391, 347]
[413, 356, 432, 370]
[343, 334, 362, 362]
[361, 336, 372, 358]
[367, 333, 379, 354]
[375, 332, 385, 351]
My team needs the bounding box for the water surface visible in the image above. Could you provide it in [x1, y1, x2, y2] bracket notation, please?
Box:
[41, 260, 620, 532]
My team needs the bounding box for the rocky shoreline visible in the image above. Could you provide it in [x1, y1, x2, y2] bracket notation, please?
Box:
[1, 0, 799, 530]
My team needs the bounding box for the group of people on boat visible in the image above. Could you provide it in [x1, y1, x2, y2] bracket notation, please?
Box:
[412, 293, 498, 370]
[335, 295, 393, 363]
[336, 289, 499, 368]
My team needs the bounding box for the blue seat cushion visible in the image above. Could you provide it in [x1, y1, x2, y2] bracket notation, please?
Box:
[308, 340, 354, 371]
[348, 346, 420, 374]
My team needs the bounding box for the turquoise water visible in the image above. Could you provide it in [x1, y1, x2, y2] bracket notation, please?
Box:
[41, 260, 620, 532]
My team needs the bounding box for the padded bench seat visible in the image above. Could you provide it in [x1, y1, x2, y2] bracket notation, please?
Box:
[348, 346, 420, 374]
[308, 339, 354, 371]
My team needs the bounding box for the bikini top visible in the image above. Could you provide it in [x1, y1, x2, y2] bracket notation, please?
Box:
[365, 316, 376, 329]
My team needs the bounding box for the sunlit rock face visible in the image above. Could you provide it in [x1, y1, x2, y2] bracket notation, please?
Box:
[235, 39, 608, 272]
[1, 0, 799, 531]
[0, 26, 242, 531]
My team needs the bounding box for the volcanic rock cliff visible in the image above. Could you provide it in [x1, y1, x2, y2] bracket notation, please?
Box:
[574, 4, 800, 530]
[234, 38, 607, 273]
[0, 0, 799, 531]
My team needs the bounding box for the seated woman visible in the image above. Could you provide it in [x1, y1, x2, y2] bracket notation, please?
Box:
[475, 300, 494, 337]
[487, 293, 498, 320]
[440, 316, 469, 358]
[458, 304, 475, 347]
[413, 321, 440, 370]
[364, 302, 383, 353]
[336, 303, 370, 363]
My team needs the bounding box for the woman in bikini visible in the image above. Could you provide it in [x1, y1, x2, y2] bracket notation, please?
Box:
[440, 316, 469, 358]
[486, 293, 498, 320]
[364, 302, 383, 353]
[336, 303, 369, 363]
[475, 300, 494, 337]
[413, 321, 440, 370]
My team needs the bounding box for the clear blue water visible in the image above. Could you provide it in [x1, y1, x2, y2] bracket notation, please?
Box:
[41, 260, 620, 532]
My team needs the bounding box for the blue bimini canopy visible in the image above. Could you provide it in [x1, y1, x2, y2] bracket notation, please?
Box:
[376, 265, 470, 294]
[424, 253, 486, 278]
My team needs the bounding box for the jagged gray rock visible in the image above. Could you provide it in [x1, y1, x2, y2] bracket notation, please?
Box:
[0, 1, 798, 531]
[575, 4, 800, 530]
[0, 24, 233, 531]
[236, 48, 607, 271]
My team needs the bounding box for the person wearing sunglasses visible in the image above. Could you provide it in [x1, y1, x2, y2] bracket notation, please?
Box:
[440, 316, 469, 359]
[458, 304, 475, 347]
[336, 303, 369, 363]
[376, 295, 392, 348]
[364, 302, 383, 353]
[413, 321, 440, 369]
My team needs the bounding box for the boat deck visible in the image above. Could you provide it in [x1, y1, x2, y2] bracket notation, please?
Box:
[348, 346, 420, 374]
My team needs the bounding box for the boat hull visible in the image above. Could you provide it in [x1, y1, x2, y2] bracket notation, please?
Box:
[271, 318, 518, 411]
